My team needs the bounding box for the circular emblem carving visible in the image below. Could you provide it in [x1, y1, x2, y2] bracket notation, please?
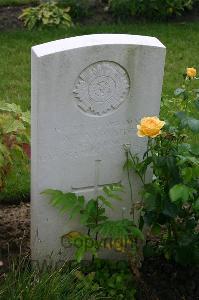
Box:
[73, 61, 130, 115]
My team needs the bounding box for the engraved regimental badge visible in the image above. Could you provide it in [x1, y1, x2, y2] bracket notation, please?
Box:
[73, 61, 130, 116]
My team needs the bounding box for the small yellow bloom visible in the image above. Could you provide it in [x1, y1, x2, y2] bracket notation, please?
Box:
[186, 67, 197, 78]
[137, 116, 165, 138]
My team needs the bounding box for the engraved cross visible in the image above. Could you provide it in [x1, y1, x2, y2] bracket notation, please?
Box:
[71, 160, 120, 195]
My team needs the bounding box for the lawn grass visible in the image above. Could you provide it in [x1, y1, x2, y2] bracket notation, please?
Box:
[1, 22, 199, 111]
[0, 0, 38, 6]
[0, 22, 199, 202]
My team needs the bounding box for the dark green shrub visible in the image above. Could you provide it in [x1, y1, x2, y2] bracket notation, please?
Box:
[59, 0, 92, 19]
[138, 0, 194, 19]
[0, 0, 39, 7]
[108, 0, 195, 20]
[108, 0, 136, 20]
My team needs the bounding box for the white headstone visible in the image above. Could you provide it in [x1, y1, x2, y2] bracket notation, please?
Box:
[31, 34, 166, 263]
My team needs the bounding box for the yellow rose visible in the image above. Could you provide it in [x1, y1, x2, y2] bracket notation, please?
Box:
[186, 67, 196, 78]
[137, 116, 165, 138]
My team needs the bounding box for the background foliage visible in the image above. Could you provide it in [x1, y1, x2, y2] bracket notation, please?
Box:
[59, 0, 92, 19]
[108, 0, 198, 20]
[0, 0, 38, 6]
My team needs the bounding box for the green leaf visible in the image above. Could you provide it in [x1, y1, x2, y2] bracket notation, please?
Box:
[4, 120, 25, 134]
[131, 227, 144, 240]
[169, 184, 195, 203]
[182, 166, 199, 182]
[69, 205, 82, 219]
[187, 118, 199, 133]
[143, 211, 157, 226]
[189, 144, 199, 156]
[162, 200, 178, 218]
[110, 183, 124, 192]
[20, 111, 31, 124]
[181, 167, 193, 182]
[75, 246, 86, 263]
[95, 219, 143, 241]
[85, 199, 97, 214]
[123, 158, 134, 170]
[175, 111, 187, 121]
[42, 189, 81, 215]
[175, 111, 189, 128]
[73, 235, 97, 262]
[143, 193, 156, 211]
[0, 102, 22, 114]
[103, 185, 123, 201]
[97, 195, 113, 209]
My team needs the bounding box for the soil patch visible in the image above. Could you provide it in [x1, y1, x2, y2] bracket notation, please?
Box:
[0, 5, 25, 30]
[0, 202, 30, 268]
[137, 256, 199, 300]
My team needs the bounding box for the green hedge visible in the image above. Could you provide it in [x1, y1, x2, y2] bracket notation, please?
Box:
[108, 0, 197, 20]
[0, 0, 39, 7]
[58, 0, 92, 19]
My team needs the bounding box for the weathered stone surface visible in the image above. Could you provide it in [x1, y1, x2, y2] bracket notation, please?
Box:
[31, 34, 166, 262]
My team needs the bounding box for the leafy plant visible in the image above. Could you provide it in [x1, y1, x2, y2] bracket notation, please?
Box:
[43, 182, 144, 264]
[19, 1, 72, 30]
[0, 102, 30, 193]
[126, 67, 199, 265]
[81, 259, 137, 299]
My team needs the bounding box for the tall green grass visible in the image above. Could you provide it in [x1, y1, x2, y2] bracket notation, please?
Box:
[0, 258, 103, 300]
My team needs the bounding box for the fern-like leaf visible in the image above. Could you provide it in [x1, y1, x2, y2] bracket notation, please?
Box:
[96, 219, 144, 240]
[42, 189, 85, 219]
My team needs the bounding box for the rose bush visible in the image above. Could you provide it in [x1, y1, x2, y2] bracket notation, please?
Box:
[126, 67, 199, 265]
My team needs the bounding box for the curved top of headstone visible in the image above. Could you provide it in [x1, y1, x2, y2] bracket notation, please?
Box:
[32, 34, 165, 58]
